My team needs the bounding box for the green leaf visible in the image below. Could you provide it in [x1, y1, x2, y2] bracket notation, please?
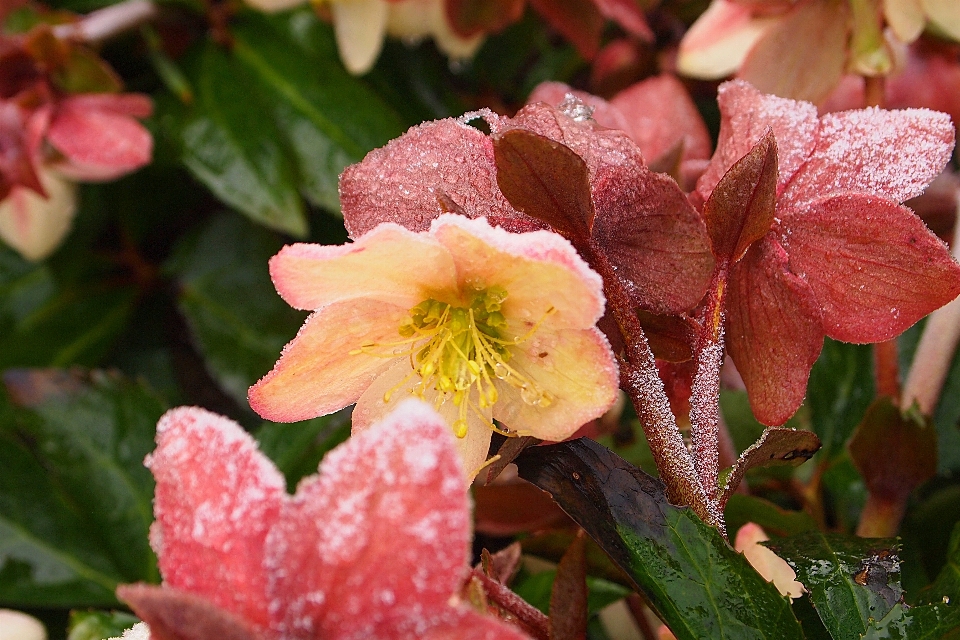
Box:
[160, 41, 307, 237]
[230, 12, 406, 213]
[68, 610, 140, 640]
[511, 569, 631, 616]
[0, 246, 136, 369]
[0, 369, 163, 606]
[256, 411, 351, 492]
[724, 494, 818, 539]
[806, 339, 875, 459]
[861, 602, 960, 639]
[919, 521, 960, 605]
[514, 439, 804, 640]
[166, 213, 306, 406]
[765, 530, 901, 639]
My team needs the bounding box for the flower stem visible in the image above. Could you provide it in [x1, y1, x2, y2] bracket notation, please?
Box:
[873, 339, 901, 402]
[53, 0, 158, 43]
[580, 241, 719, 529]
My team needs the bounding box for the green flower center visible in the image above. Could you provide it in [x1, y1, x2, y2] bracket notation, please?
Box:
[353, 286, 554, 438]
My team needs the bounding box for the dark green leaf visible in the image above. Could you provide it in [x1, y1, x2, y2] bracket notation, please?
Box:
[724, 494, 818, 539]
[765, 530, 901, 639]
[861, 602, 960, 639]
[0, 369, 163, 606]
[255, 410, 351, 492]
[230, 12, 406, 214]
[919, 521, 960, 605]
[515, 439, 803, 640]
[806, 339, 875, 459]
[511, 569, 631, 616]
[161, 42, 307, 236]
[68, 610, 140, 640]
[166, 213, 306, 406]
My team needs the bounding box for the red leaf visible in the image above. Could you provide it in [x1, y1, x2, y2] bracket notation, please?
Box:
[549, 532, 588, 640]
[703, 129, 777, 263]
[474, 480, 567, 536]
[117, 585, 267, 640]
[147, 408, 286, 630]
[720, 427, 821, 505]
[726, 237, 824, 425]
[591, 166, 714, 313]
[0, 101, 44, 199]
[444, 0, 526, 37]
[528, 0, 604, 59]
[265, 402, 473, 639]
[780, 194, 960, 343]
[493, 128, 595, 240]
[592, 0, 654, 40]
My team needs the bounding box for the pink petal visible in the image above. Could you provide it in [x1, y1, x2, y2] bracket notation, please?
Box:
[726, 237, 824, 425]
[737, 0, 849, 104]
[780, 107, 955, 210]
[430, 214, 605, 329]
[733, 523, 803, 598]
[780, 194, 960, 343]
[697, 80, 819, 203]
[60, 93, 153, 119]
[146, 407, 286, 630]
[248, 298, 409, 422]
[591, 165, 714, 313]
[592, 0, 655, 40]
[265, 400, 472, 639]
[526, 82, 633, 141]
[676, 0, 778, 79]
[47, 96, 152, 181]
[609, 74, 713, 163]
[340, 115, 519, 238]
[269, 224, 457, 311]
[419, 608, 533, 640]
[352, 360, 494, 479]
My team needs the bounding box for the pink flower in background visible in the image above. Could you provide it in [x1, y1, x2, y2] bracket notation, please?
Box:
[698, 80, 960, 424]
[734, 523, 803, 599]
[118, 401, 533, 640]
[249, 214, 618, 477]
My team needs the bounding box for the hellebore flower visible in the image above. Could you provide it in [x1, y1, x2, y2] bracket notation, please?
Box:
[698, 80, 960, 424]
[249, 215, 618, 476]
[734, 523, 803, 599]
[0, 610, 46, 640]
[339, 100, 714, 318]
[117, 401, 533, 640]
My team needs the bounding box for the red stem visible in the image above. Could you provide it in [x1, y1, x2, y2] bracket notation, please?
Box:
[471, 569, 550, 640]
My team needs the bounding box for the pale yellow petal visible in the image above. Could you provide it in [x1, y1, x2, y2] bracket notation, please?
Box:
[0, 610, 46, 640]
[249, 298, 408, 422]
[331, 0, 389, 75]
[0, 170, 76, 262]
[270, 223, 458, 311]
[884, 0, 925, 43]
[734, 523, 804, 599]
[922, 0, 960, 41]
[353, 360, 494, 479]
[242, 0, 303, 12]
[677, 0, 780, 79]
[430, 215, 605, 330]
[493, 326, 618, 442]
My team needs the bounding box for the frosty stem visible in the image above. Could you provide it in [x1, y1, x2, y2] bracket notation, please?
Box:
[581, 241, 719, 529]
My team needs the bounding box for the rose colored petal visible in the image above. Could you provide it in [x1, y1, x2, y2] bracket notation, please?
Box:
[887, 47, 960, 126]
[146, 407, 286, 629]
[430, 215, 605, 328]
[738, 0, 849, 104]
[502, 102, 648, 180]
[677, 0, 779, 79]
[419, 608, 533, 640]
[0, 101, 45, 199]
[884, 0, 925, 43]
[609, 74, 713, 162]
[60, 93, 153, 119]
[248, 298, 408, 422]
[780, 194, 960, 343]
[526, 82, 633, 136]
[726, 237, 824, 426]
[266, 400, 473, 639]
[593, 0, 655, 40]
[493, 325, 618, 441]
[46, 97, 152, 181]
[117, 585, 267, 640]
[780, 107, 955, 210]
[734, 523, 803, 598]
[351, 360, 495, 479]
[109, 622, 150, 640]
[697, 80, 819, 203]
[0, 168, 77, 261]
[269, 224, 457, 310]
[340, 115, 518, 238]
[592, 166, 714, 313]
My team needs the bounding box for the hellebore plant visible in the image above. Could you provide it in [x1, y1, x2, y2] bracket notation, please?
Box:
[116, 401, 535, 640]
[249, 214, 619, 478]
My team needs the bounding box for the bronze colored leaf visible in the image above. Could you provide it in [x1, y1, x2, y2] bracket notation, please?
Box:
[720, 427, 821, 506]
[117, 584, 267, 640]
[550, 531, 588, 640]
